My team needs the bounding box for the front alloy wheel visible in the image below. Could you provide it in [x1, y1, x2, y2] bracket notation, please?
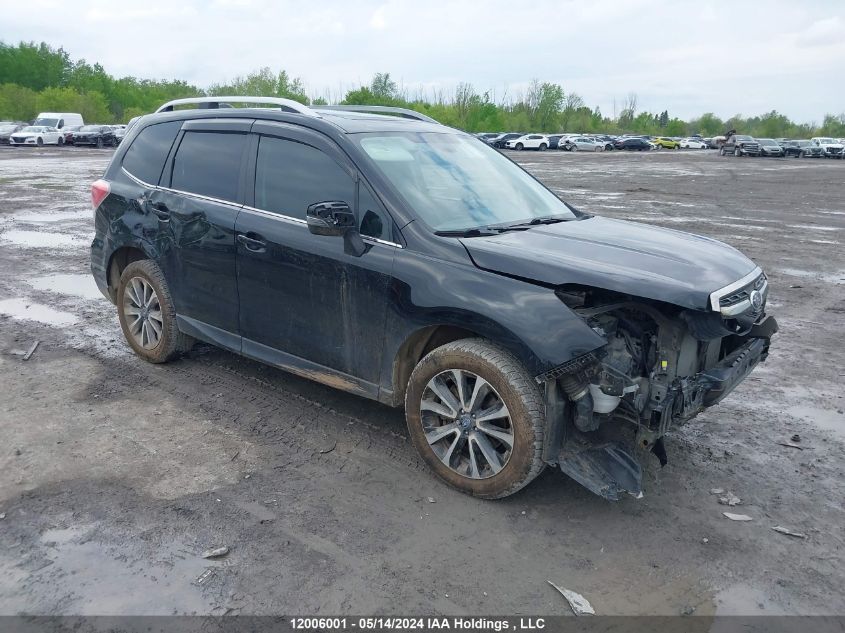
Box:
[421, 369, 514, 479]
[405, 339, 545, 499]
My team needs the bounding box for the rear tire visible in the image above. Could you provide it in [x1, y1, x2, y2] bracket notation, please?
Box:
[538, 143, 547, 151]
[117, 260, 194, 364]
[405, 339, 545, 499]
[96, 137, 103, 149]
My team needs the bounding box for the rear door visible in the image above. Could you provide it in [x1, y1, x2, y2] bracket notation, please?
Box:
[235, 121, 397, 393]
[152, 119, 250, 344]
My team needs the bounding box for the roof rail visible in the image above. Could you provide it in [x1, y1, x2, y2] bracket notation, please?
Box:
[155, 96, 319, 117]
[316, 105, 439, 124]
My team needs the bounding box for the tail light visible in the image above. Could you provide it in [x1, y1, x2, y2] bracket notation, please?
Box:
[91, 179, 110, 210]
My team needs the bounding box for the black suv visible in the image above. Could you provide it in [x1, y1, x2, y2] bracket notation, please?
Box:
[90, 97, 777, 501]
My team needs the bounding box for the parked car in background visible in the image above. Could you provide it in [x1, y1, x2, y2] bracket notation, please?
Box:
[546, 134, 566, 149]
[680, 138, 708, 149]
[562, 136, 603, 152]
[62, 125, 83, 145]
[613, 137, 651, 151]
[652, 136, 680, 149]
[111, 125, 128, 144]
[810, 137, 844, 159]
[0, 122, 27, 144]
[593, 135, 616, 150]
[32, 112, 84, 141]
[782, 140, 824, 158]
[9, 126, 62, 146]
[720, 135, 760, 157]
[504, 134, 549, 151]
[73, 125, 119, 148]
[476, 132, 500, 143]
[489, 133, 523, 149]
[757, 138, 785, 157]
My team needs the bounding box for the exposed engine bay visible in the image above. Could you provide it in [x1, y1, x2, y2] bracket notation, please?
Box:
[541, 278, 778, 500]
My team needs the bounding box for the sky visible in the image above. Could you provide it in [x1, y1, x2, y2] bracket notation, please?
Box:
[2, 0, 844, 123]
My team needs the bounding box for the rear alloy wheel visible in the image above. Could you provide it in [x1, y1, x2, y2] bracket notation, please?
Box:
[538, 143, 547, 151]
[405, 339, 545, 499]
[117, 260, 193, 363]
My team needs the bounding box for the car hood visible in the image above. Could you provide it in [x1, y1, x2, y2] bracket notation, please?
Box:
[460, 216, 758, 311]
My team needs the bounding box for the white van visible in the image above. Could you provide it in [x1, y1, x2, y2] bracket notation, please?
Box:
[32, 112, 84, 144]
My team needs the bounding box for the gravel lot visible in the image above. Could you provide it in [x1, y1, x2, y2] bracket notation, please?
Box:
[0, 146, 843, 617]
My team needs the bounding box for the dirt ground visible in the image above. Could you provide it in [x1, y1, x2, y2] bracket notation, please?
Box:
[0, 145, 843, 617]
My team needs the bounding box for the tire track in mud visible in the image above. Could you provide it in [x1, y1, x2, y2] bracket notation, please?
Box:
[87, 344, 428, 478]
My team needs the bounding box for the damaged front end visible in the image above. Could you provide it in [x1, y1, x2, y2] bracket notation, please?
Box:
[539, 269, 778, 500]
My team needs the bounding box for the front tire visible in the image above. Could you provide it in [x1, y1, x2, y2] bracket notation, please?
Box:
[405, 339, 545, 499]
[515, 143, 524, 151]
[734, 147, 742, 156]
[36, 137, 43, 146]
[96, 137, 103, 149]
[117, 260, 194, 363]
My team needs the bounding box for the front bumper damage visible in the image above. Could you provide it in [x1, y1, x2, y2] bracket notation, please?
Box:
[542, 315, 778, 500]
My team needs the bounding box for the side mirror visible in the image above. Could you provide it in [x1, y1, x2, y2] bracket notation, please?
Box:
[306, 201, 355, 237]
[306, 201, 367, 257]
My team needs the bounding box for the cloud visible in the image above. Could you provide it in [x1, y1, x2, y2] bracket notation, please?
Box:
[1, 0, 842, 122]
[370, 5, 388, 30]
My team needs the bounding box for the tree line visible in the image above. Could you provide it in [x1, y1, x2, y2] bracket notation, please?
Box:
[2, 41, 844, 139]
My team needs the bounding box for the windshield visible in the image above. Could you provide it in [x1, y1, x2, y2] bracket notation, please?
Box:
[797, 140, 812, 147]
[816, 138, 835, 144]
[79, 125, 101, 132]
[758, 139, 777, 145]
[355, 132, 577, 231]
[21, 126, 43, 132]
[735, 135, 753, 141]
[33, 118, 59, 127]
[0, 125, 18, 133]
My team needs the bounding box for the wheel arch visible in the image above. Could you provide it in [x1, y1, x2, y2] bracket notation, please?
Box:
[105, 243, 155, 303]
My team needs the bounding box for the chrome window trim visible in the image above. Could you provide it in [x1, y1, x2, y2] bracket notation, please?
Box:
[121, 167, 242, 208]
[709, 266, 762, 312]
[240, 206, 403, 248]
[122, 167, 403, 248]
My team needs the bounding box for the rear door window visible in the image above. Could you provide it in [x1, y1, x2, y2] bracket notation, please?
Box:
[122, 121, 182, 185]
[171, 131, 247, 203]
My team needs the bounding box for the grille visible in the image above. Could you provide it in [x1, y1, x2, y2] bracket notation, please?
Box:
[720, 273, 767, 313]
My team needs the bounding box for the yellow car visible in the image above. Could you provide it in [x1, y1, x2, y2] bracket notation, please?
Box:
[652, 136, 680, 149]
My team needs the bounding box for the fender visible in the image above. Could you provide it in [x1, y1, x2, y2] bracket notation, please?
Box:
[379, 248, 607, 403]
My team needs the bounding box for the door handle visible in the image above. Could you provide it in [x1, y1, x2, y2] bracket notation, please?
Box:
[237, 233, 267, 252]
[146, 200, 170, 221]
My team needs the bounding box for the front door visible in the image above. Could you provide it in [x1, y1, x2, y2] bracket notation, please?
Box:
[235, 122, 397, 395]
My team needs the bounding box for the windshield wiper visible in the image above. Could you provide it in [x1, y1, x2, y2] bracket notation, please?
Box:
[434, 227, 500, 237]
[489, 216, 569, 231]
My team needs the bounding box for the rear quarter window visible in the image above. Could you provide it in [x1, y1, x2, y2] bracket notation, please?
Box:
[122, 121, 182, 185]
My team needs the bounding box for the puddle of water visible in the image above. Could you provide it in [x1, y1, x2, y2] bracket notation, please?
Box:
[14, 209, 92, 223]
[7, 525, 216, 615]
[777, 268, 845, 284]
[0, 297, 79, 326]
[29, 274, 105, 301]
[0, 230, 87, 248]
[786, 405, 844, 440]
[713, 584, 789, 616]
